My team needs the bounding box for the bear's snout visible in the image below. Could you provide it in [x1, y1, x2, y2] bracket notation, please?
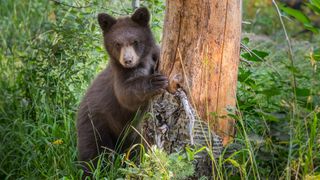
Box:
[120, 46, 139, 68]
[124, 54, 133, 65]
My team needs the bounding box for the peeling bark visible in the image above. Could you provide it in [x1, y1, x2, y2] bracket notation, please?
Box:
[142, 0, 242, 177]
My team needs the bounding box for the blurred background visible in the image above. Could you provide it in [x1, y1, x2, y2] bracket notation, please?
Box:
[0, 0, 319, 179]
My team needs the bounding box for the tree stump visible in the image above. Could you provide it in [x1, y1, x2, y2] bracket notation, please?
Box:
[142, 0, 242, 177]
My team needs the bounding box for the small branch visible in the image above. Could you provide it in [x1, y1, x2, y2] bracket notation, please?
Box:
[240, 57, 253, 66]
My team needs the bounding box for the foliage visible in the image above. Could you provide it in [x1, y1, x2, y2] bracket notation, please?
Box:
[120, 146, 195, 179]
[0, 0, 319, 179]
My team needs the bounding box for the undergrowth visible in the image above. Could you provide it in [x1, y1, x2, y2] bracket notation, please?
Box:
[0, 0, 319, 179]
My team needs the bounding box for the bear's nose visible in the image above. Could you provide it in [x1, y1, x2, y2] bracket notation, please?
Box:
[124, 57, 133, 65]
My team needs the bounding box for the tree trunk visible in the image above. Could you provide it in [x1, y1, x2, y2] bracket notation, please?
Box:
[142, 0, 242, 177]
[160, 0, 242, 145]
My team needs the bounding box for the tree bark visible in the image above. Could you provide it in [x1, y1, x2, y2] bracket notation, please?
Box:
[159, 0, 242, 145]
[141, 0, 241, 177]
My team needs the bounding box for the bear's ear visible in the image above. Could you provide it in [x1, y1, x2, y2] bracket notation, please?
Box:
[98, 13, 117, 32]
[131, 7, 150, 26]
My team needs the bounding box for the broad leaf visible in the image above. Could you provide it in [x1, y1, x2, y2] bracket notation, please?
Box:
[280, 6, 310, 24]
[241, 50, 269, 62]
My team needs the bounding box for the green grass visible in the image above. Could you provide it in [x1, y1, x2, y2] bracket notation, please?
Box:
[1, 0, 320, 179]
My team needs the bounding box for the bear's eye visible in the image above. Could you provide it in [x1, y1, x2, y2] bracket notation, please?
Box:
[133, 40, 139, 46]
[115, 42, 121, 48]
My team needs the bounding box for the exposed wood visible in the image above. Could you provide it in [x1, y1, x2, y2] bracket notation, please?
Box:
[159, 0, 242, 145]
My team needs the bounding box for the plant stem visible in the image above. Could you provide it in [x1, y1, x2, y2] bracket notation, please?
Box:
[272, 1, 298, 179]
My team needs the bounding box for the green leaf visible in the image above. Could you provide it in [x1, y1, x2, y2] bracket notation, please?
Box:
[242, 37, 250, 44]
[185, 147, 194, 161]
[295, 88, 311, 97]
[313, 48, 320, 61]
[280, 6, 310, 24]
[307, 3, 320, 14]
[285, 65, 301, 74]
[238, 69, 252, 83]
[225, 159, 241, 168]
[279, 5, 320, 34]
[303, 23, 319, 33]
[256, 110, 280, 122]
[310, 0, 320, 10]
[260, 87, 281, 97]
[241, 50, 269, 62]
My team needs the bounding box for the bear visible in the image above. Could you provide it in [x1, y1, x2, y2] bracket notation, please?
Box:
[76, 7, 168, 175]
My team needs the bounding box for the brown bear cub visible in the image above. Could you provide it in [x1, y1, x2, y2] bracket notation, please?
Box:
[76, 7, 168, 174]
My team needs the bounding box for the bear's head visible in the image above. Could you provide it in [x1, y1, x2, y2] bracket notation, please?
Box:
[98, 7, 155, 69]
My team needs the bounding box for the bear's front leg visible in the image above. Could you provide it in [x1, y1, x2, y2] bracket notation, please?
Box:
[115, 73, 168, 111]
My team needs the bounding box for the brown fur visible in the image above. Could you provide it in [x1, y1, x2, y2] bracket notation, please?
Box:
[76, 7, 167, 175]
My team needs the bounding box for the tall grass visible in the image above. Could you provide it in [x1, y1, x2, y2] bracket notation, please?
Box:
[0, 0, 104, 178]
[0, 0, 319, 179]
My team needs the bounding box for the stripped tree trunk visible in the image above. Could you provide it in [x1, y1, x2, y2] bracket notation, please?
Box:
[160, 0, 242, 145]
[142, 0, 242, 177]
